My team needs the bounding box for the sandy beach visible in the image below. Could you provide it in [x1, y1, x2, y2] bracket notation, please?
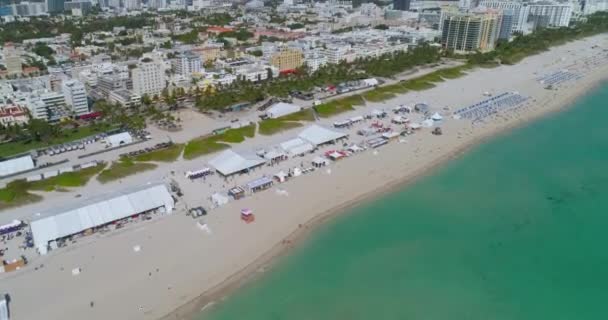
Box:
[2, 34, 608, 320]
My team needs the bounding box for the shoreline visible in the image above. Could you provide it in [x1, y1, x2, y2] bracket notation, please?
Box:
[160, 69, 608, 320]
[3, 34, 608, 320]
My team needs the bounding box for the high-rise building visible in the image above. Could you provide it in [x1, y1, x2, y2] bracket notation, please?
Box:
[440, 9, 502, 54]
[171, 52, 202, 76]
[62, 79, 89, 116]
[132, 57, 166, 97]
[480, 1, 573, 34]
[527, 2, 573, 28]
[40, 91, 67, 122]
[46, 0, 65, 13]
[270, 47, 304, 72]
[64, 0, 93, 13]
[393, 0, 410, 11]
[97, 74, 127, 97]
[124, 0, 141, 10]
[147, 0, 166, 9]
[12, 1, 46, 16]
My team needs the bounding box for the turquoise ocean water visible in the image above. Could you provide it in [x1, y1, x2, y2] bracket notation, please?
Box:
[200, 83, 608, 320]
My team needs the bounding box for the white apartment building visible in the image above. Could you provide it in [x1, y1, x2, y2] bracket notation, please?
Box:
[171, 52, 202, 76]
[234, 64, 275, 82]
[320, 44, 356, 64]
[480, 1, 573, 33]
[148, 0, 167, 9]
[109, 89, 141, 108]
[62, 80, 89, 116]
[132, 57, 166, 97]
[305, 51, 328, 72]
[527, 2, 573, 27]
[40, 91, 67, 122]
[124, 0, 142, 10]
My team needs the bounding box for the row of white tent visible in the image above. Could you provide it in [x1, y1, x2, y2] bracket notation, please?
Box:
[25, 161, 100, 182]
[207, 125, 348, 177]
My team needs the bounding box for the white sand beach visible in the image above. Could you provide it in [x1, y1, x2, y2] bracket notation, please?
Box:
[2, 34, 608, 320]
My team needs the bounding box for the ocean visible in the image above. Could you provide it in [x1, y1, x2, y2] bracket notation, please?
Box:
[199, 83, 608, 320]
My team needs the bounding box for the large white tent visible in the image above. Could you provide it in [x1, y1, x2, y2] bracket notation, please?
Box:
[208, 149, 266, 176]
[280, 138, 315, 156]
[265, 102, 301, 119]
[105, 132, 133, 147]
[298, 124, 348, 146]
[30, 184, 174, 255]
[0, 155, 35, 177]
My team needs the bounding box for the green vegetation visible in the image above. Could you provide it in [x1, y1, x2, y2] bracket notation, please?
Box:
[0, 163, 106, 210]
[315, 95, 365, 118]
[250, 50, 263, 57]
[363, 65, 471, 102]
[467, 12, 608, 66]
[258, 119, 303, 136]
[287, 23, 305, 30]
[29, 163, 106, 191]
[133, 144, 184, 162]
[196, 13, 234, 26]
[0, 15, 156, 45]
[183, 125, 256, 159]
[93, 100, 146, 130]
[172, 29, 201, 44]
[196, 44, 440, 111]
[97, 158, 157, 184]
[363, 88, 397, 102]
[217, 125, 256, 143]
[0, 180, 42, 210]
[258, 109, 315, 135]
[332, 27, 354, 34]
[32, 42, 55, 59]
[183, 138, 229, 160]
[219, 29, 254, 41]
[0, 122, 113, 159]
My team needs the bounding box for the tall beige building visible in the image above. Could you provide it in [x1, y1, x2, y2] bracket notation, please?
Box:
[440, 9, 502, 54]
[270, 47, 304, 72]
[3, 44, 22, 75]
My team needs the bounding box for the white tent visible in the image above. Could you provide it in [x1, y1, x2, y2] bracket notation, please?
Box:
[391, 116, 409, 124]
[312, 156, 330, 167]
[266, 102, 301, 119]
[431, 112, 443, 121]
[274, 171, 288, 182]
[362, 78, 379, 87]
[0, 155, 35, 177]
[280, 138, 315, 156]
[263, 149, 287, 160]
[30, 184, 174, 255]
[105, 132, 133, 147]
[208, 149, 266, 176]
[347, 144, 365, 153]
[298, 124, 348, 146]
[211, 193, 229, 207]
